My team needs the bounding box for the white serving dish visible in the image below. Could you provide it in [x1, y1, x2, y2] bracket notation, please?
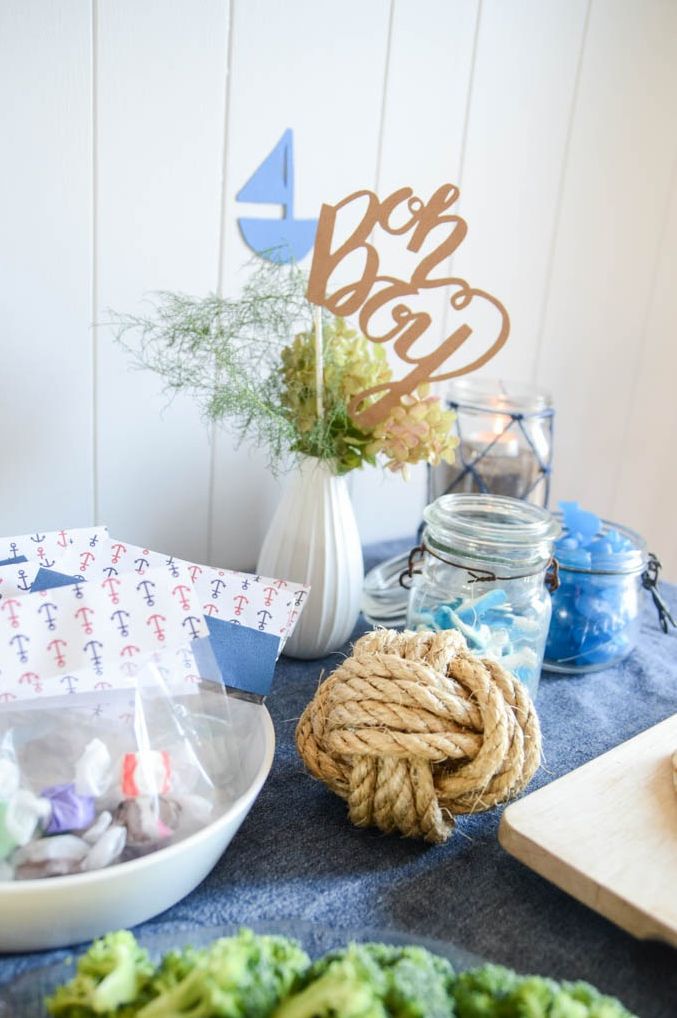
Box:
[0, 699, 275, 953]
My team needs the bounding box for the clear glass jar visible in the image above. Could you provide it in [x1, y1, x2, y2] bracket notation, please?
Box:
[406, 494, 560, 698]
[428, 378, 554, 507]
[543, 517, 647, 674]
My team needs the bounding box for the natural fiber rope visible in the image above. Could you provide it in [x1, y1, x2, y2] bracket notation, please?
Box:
[296, 628, 541, 844]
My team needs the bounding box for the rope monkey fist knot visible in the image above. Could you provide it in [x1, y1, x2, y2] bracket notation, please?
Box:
[295, 629, 541, 844]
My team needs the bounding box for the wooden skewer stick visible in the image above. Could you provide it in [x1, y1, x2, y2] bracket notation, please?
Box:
[314, 304, 324, 421]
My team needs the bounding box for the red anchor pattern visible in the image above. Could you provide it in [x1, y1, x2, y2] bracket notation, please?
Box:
[110, 542, 127, 564]
[75, 605, 95, 634]
[1, 598, 21, 628]
[47, 638, 68, 667]
[171, 584, 192, 611]
[101, 576, 122, 604]
[79, 550, 95, 572]
[19, 672, 42, 693]
[146, 613, 167, 642]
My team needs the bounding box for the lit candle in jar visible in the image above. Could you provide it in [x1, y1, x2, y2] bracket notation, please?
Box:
[428, 379, 554, 505]
[466, 414, 520, 462]
[462, 412, 527, 498]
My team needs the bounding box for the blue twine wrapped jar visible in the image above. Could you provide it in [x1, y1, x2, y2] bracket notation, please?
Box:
[543, 506, 648, 674]
[405, 494, 560, 698]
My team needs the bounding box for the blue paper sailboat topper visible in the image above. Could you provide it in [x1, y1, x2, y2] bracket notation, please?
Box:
[236, 129, 317, 263]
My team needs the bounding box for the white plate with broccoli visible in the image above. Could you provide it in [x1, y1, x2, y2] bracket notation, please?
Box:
[0, 921, 636, 1017]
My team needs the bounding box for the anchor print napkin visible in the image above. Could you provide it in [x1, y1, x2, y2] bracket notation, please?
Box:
[26, 536, 309, 701]
[50, 538, 309, 643]
[0, 568, 210, 703]
[47, 538, 308, 700]
[0, 526, 108, 567]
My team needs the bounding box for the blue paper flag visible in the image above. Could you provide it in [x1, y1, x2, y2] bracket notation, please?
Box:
[31, 567, 83, 592]
[236, 128, 318, 263]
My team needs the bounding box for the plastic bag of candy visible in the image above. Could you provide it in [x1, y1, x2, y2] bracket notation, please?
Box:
[0, 569, 235, 882]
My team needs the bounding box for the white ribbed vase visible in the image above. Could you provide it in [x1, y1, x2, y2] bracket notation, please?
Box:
[256, 456, 363, 660]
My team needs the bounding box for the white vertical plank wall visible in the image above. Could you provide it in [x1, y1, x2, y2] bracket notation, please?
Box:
[454, 0, 590, 380]
[535, 0, 677, 523]
[95, 0, 229, 563]
[0, 0, 93, 529]
[1, 0, 677, 577]
[613, 165, 677, 572]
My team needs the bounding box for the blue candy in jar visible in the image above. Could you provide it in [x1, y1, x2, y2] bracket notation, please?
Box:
[406, 494, 561, 698]
[543, 501, 647, 674]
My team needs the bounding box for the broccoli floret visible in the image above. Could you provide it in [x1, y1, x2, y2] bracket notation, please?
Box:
[453, 965, 637, 1018]
[555, 981, 636, 1018]
[453, 963, 521, 1017]
[144, 947, 203, 995]
[46, 930, 154, 1017]
[273, 942, 455, 1018]
[272, 945, 389, 1018]
[374, 944, 455, 1018]
[136, 927, 310, 1018]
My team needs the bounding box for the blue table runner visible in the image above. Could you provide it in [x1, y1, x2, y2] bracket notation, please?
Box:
[1, 540, 675, 1017]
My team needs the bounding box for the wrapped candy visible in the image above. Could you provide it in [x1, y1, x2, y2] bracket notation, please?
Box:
[0, 757, 20, 800]
[15, 859, 81, 880]
[42, 784, 96, 835]
[75, 739, 112, 798]
[121, 750, 172, 798]
[82, 810, 113, 844]
[14, 833, 90, 866]
[115, 796, 181, 850]
[81, 824, 126, 871]
[0, 790, 51, 859]
[13, 817, 126, 878]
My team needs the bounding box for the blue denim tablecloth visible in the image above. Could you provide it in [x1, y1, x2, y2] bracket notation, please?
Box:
[1, 540, 676, 1017]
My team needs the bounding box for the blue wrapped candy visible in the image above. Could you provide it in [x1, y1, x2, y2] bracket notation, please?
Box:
[544, 502, 647, 674]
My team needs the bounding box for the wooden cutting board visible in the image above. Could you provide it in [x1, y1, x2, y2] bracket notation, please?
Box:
[499, 714, 677, 946]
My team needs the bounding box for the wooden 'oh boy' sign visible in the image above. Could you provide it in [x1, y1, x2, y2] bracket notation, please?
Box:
[307, 184, 510, 429]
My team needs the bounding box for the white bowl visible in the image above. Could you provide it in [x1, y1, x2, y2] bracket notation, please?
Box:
[0, 699, 275, 953]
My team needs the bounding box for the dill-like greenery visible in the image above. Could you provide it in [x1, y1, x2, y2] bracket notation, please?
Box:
[112, 261, 325, 472]
[111, 258, 459, 477]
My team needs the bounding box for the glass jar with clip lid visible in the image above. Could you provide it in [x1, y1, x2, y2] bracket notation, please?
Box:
[403, 493, 561, 698]
[542, 502, 675, 673]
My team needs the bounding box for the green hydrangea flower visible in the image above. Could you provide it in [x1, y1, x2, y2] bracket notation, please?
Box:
[280, 318, 392, 473]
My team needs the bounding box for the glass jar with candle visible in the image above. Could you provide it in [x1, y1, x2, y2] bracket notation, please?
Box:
[428, 378, 554, 507]
[405, 493, 560, 698]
